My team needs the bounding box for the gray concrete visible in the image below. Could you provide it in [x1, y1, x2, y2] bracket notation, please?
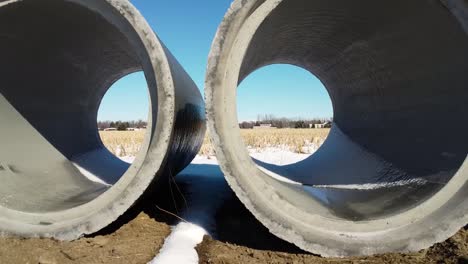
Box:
[206, 0, 468, 257]
[0, 0, 205, 239]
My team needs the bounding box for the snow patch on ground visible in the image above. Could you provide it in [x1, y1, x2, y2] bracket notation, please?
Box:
[312, 178, 429, 190]
[72, 162, 111, 186]
[149, 223, 206, 264]
[150, 150, 314, 263]
[248, 147, 312, 165]
[150, 155, 229, 264]
[119, 156, 135, 163]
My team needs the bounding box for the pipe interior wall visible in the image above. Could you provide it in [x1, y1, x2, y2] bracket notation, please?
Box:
[0, 0, 205, 240]
[206, 0, 468, 256]
[239, 0, 468, 221]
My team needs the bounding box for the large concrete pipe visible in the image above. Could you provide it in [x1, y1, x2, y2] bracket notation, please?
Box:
[206, 0, 468, 257]
[0, 0, 205, 240]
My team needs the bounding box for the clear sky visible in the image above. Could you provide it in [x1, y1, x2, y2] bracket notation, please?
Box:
[98, 0, 333, 122]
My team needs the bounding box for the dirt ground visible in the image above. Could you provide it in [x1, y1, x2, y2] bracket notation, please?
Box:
[0, 183, 466, 264]
[0, 213, 170, 264]
[197, 228, 468, 264]
[0, 210, 466, 264]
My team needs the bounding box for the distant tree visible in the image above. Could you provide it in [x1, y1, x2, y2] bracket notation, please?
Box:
[97, 121, 112, 130]
[98, 120, 147, 130]
[117, 122, 128, 131]
[294, 121, 308, 129]
[136, 119, 146, 128]
[239, 121, 255, 129]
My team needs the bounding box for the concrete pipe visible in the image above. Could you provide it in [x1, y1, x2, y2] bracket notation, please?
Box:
[0, 0, 205, 240]
[206, 0, 468, 257]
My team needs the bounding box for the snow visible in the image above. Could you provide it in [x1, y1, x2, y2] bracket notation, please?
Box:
[72, 162, 111, 186]
[311, 178, 430, 190]
[150, 155, 231, 264]
[249, 147, 311, 166]
[119, 156, 136, 163]
[146, 149, 314, 264]
[149, 223, 207, 264]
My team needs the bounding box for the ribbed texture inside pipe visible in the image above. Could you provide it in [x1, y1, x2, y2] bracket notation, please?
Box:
[0, 0, 204, 241]
[238, 0, 468, 221]
[0, 0, 148, 213]
[206, 0, 468, 256]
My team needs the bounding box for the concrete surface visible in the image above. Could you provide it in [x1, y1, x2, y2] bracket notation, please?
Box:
[0, 0, 205, 240]
[206, 0, 468, 257]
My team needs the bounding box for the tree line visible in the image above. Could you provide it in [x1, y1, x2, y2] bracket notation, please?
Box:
[98, 120, 148, 131]
[239, 114, 333, 129]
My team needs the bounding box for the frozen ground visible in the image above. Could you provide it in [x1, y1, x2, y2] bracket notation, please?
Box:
[149, 148, 312, 264]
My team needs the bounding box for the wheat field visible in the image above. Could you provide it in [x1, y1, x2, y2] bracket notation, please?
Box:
[100, 128, 331, 157]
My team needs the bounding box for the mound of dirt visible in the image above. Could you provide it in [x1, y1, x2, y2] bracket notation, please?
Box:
[197, 228, 468, 264]
[0, 213, 170, 264]
[0, 211, 466, 264]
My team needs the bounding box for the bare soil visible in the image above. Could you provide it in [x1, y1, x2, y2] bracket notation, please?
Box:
[197, 228, 468, 264]
[0, 209, 466, 264]
[0, 213, 170, 264]
[0, 179, 466, 264]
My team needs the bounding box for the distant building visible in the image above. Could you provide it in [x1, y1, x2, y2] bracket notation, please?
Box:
[253, 124, 277, 129]
[313, 122, 332, 129]
[127, 127, 145, 131]
[103, 128, 117, 131]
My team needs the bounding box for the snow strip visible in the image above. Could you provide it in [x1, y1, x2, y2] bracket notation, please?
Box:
[72, 162, 111, 186]
[257, 166, 303, 185]
[0, 0, 17, 8]
[310, 178, 429, 190]
[249, 147, 311, 165]
[150, 155, 228, 264]
[149, 222, 207, 264]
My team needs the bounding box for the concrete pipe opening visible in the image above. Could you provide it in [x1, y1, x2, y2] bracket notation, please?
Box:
[0, 0, 205, 240]
[206, 0, 468, 257]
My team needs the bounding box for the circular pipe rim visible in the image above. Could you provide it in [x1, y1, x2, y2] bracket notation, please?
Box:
[0, 0, 176, 240]
[206, 0, 468, 256]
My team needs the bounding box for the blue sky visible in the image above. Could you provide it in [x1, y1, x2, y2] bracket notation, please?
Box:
[98, 0, 333, 122]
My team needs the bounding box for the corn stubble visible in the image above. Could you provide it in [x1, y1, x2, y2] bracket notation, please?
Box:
[100, 129, 330, 158]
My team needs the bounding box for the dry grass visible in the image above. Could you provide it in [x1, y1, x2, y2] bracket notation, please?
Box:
[99, 130, 146, 157]
[200, 128, 330, 156]
[100, 128, 331, 157]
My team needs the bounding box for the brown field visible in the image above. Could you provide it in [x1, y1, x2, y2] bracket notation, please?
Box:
[100, 128, 331, 157]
